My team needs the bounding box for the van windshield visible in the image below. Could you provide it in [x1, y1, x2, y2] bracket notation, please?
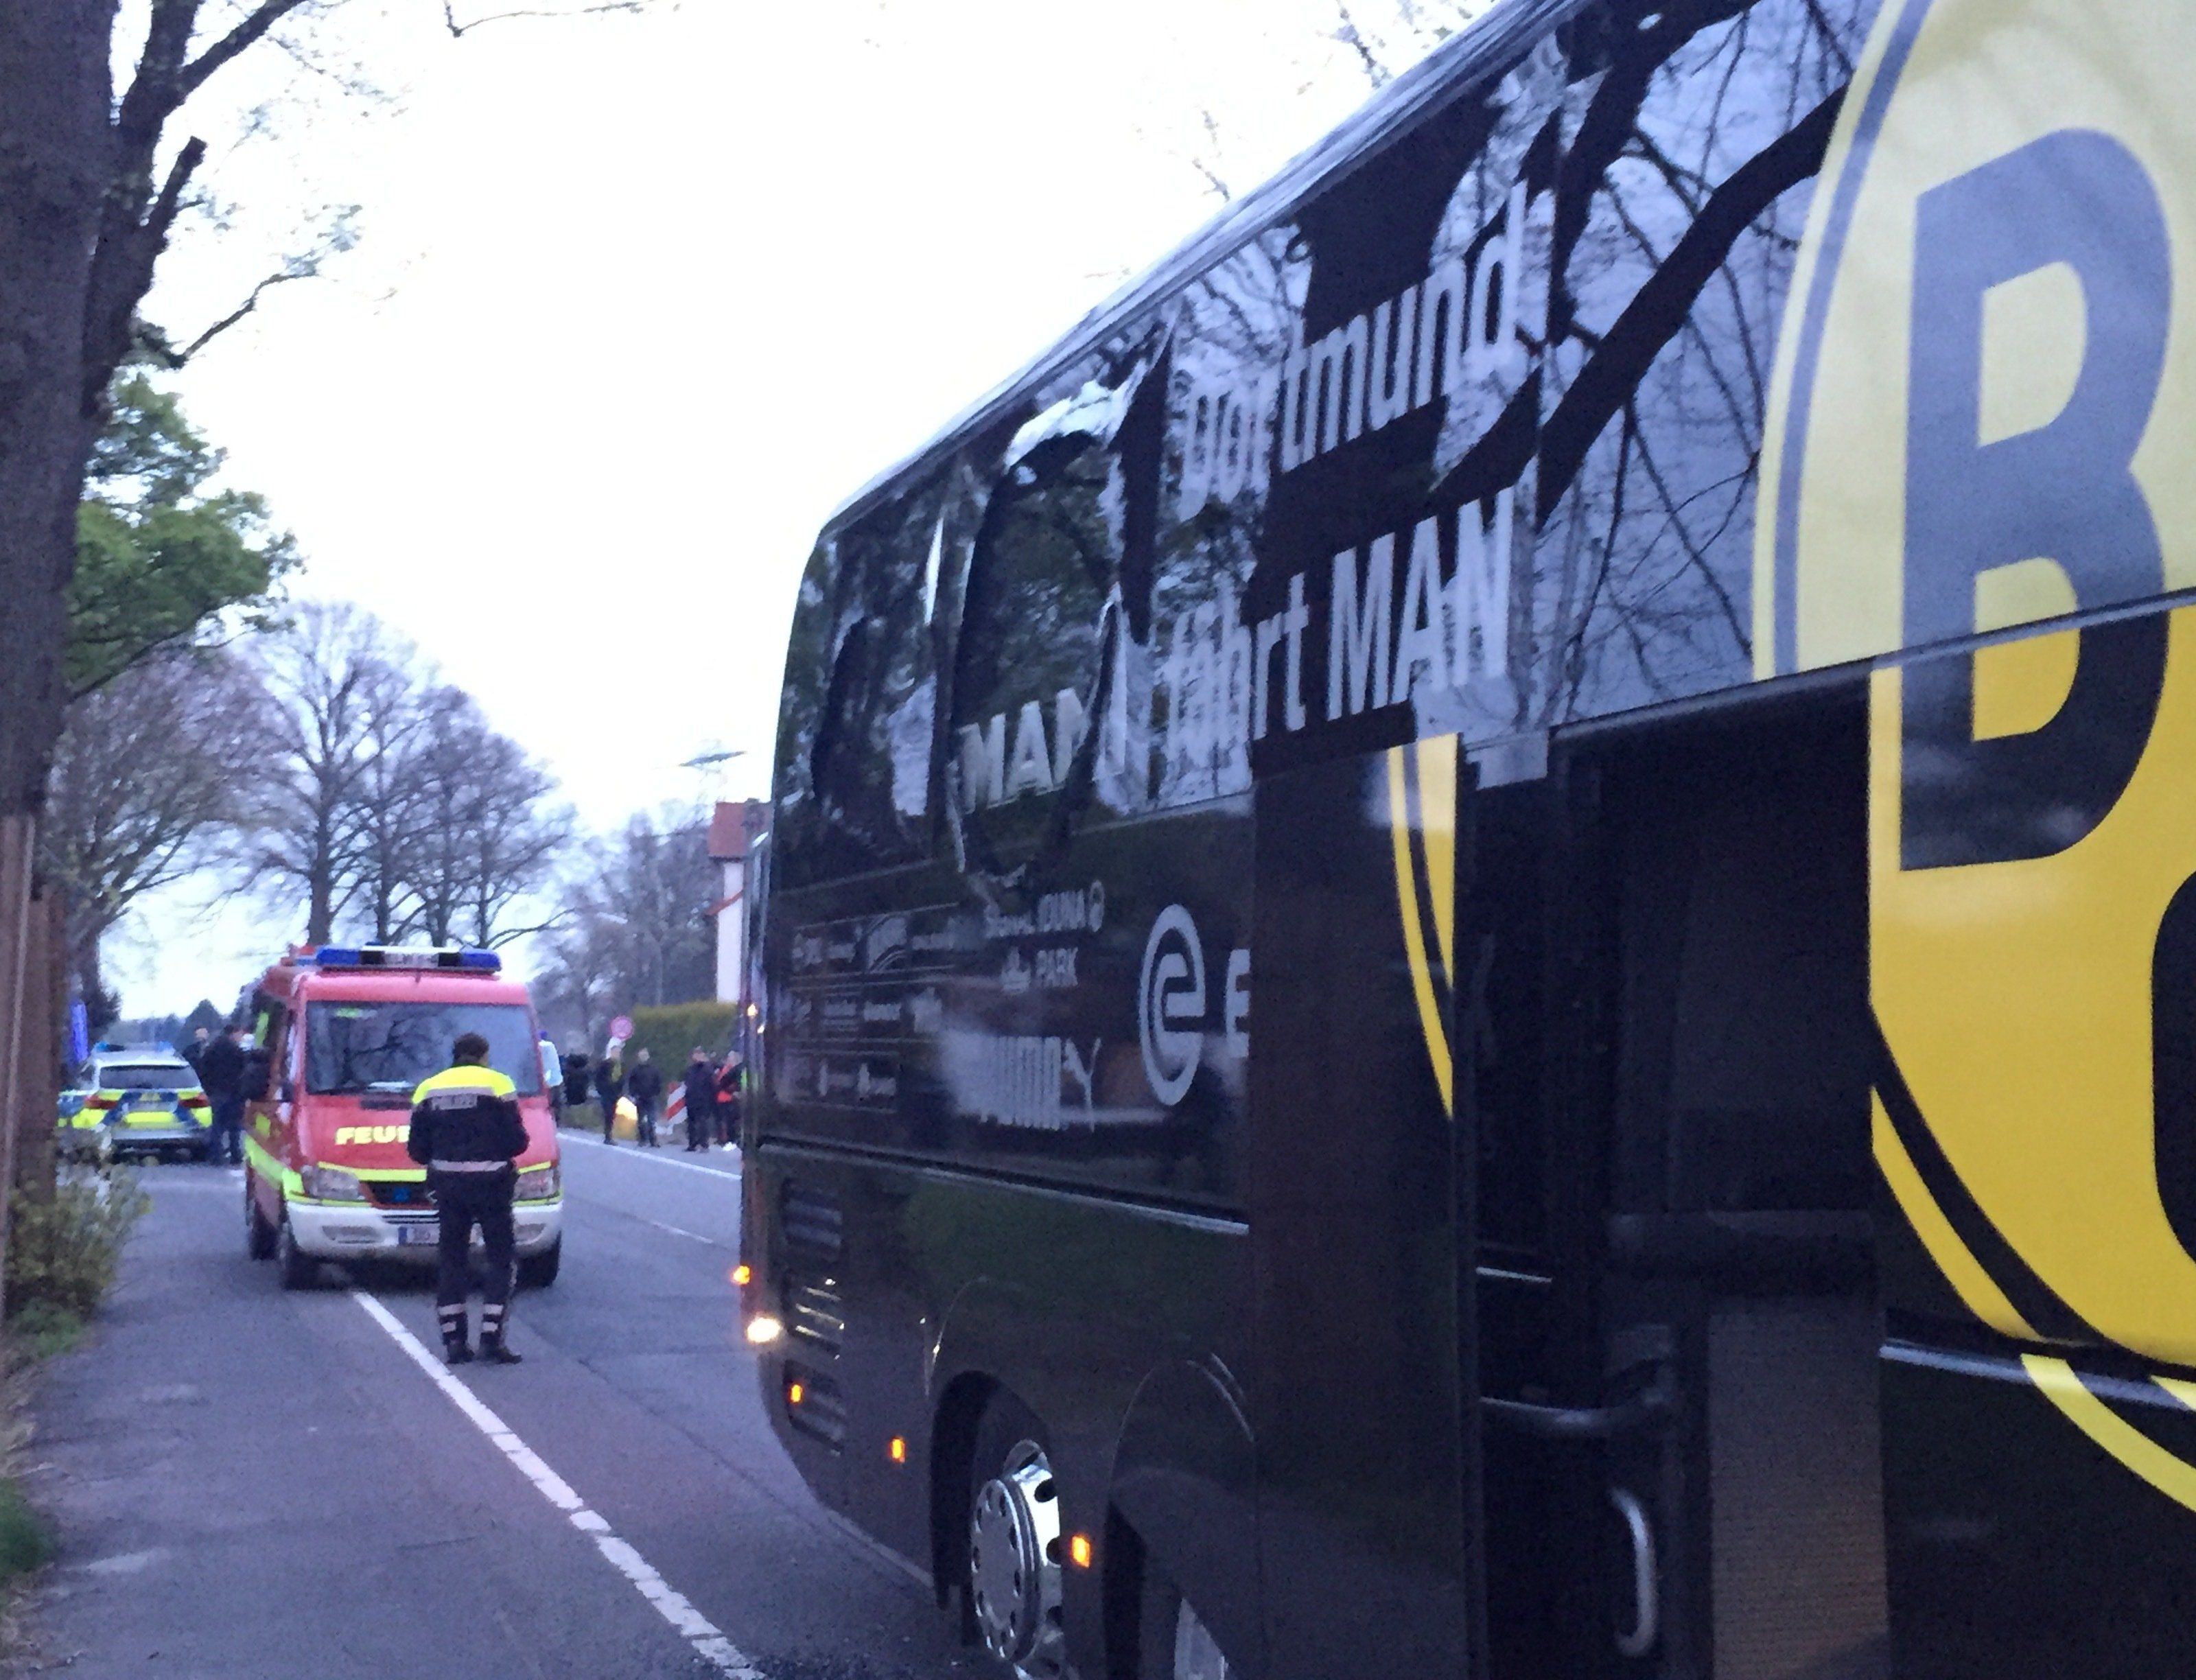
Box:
[305, 1002, 544, 1097]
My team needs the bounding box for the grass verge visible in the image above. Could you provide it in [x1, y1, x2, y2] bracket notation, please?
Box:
[0, 1160, 152, 1659]
[0, 1480, 51, 1587]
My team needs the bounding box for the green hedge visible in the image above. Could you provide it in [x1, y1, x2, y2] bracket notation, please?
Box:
[624, 1003, 739, 1074]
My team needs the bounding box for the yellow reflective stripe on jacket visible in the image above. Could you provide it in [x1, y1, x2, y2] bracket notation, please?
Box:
[410, 1064, 517, 1105]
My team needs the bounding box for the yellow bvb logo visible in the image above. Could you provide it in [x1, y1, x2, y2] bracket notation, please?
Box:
[1761, 0, 2196, 1500]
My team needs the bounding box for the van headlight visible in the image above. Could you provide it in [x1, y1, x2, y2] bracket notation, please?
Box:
[301, 1164, 367, 1202]
[516, 1164, 561, 1202]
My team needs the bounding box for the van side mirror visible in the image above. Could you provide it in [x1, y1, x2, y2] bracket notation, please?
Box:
[241, 1053, 272, 1102]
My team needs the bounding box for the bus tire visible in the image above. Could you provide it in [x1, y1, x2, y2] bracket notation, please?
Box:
[518, 1239, 561, 1290]
[1136, 1561, 1233, 1680]
[966, 1394, 1067, 1680]
[245, 1178, 277, 1261]
[275, 1207, 316, 1290]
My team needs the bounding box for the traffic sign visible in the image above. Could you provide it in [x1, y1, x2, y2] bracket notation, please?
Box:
[610, 1015, 634, 1041]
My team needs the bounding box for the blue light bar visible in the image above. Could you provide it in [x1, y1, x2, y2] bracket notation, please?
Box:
[307, 945, 502, 974]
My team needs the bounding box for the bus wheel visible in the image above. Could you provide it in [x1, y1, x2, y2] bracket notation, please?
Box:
[1137, 1564, 1233, 1680]
[275, 1208, 316, 1290]
[966, 1397, 1066, 1680]
[244, 1178, 277, 1261]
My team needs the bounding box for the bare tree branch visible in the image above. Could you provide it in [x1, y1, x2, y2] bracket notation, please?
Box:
[1333, 2, 1396, 88]
[180, 0, 316, 101]
[442, 0, 653, 37]
[175, 207, 361, 360]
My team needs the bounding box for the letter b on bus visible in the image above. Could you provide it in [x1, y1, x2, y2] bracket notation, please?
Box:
[1901, 130, 2171, 870]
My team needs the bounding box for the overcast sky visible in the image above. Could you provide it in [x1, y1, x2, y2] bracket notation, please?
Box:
[110, 0, 1461, 1016]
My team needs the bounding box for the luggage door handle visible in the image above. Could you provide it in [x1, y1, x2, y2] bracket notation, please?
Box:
[1480, 1379, 1670, 1441]
[1609, 1485, 1659, 1660]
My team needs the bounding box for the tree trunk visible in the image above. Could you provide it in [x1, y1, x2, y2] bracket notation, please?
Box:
[14, 887, 62, 1206]
[0, 2, 118, 1316]
[0, 819, 34, 1321]
[70, 923, 111, 1036]
[309, 860, 334, 944]
[0, 0, 113, 802]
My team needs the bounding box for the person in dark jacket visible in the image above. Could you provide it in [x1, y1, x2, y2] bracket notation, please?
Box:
[681, 1049, 718, 1151]
[196, 1024, 249, 1167]
[626, 1048, 664, 1147]
[563, 1047, 591, 1111]
[593, 1053, 622, 1144]
[408, 1032, 530, 1365]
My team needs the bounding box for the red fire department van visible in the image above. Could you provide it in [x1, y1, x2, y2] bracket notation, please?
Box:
[239, 945, 564, 1289]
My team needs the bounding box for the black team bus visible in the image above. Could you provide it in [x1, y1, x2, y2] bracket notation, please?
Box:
[741, 2, 2196, 1677]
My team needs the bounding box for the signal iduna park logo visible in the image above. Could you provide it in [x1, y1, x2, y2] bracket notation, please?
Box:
[1760, 0, 2196, 1493]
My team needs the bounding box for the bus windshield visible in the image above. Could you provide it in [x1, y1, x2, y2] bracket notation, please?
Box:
[305, 1001, 543, 1097]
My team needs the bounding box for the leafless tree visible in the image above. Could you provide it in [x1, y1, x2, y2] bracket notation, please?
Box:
[1184, 2, 1491, 205]
[0, 0, 664, 1202]
[240, 604, 568, 949]
[533, 899, 625, 1047]
[543, 810, 716, 1020]
[399, 688, 566, 949]
[344, 654, 439, 943]
[43, 649, 268, 1017]
[240, 600, 409, 943]
[1331, 0, 1486, 89]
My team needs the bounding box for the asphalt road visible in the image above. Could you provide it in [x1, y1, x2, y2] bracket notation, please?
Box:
[12, 1134, 1009, 1680]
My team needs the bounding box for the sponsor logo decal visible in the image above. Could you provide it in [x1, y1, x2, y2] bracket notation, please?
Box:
[1766, 0, 2196, 1507]
[1139, 905, 1207, 1107]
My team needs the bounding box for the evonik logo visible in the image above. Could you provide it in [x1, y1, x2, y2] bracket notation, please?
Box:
[1138, 905, 1250, 1107]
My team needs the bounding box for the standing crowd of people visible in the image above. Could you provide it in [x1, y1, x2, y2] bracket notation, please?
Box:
[562, 1041, 742, 1151]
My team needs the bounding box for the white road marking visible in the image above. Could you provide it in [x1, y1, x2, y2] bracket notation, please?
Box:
[352, 1290, 763, 1679]
[641, 1217, 720, 1246]
[561, 1131, 743, 1180]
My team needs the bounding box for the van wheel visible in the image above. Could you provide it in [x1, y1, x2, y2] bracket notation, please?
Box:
[517, 1239, 561, 1289]
[245, 1178, 277, 1261]
[966, 1395, 1066, 1680]
[275, 1207, 316, 1290]
[1138, 1563, 1233, 1680]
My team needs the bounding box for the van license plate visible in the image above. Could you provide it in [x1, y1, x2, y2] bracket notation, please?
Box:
[397, 1226, 439, 1247]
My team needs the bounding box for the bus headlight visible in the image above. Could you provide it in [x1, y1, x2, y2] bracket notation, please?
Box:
[745, 1314, 784, 1346]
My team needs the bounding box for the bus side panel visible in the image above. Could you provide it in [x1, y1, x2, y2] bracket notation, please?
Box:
[1873, 616, 2196, 1675]
[1112, 1359, 1262, 1676]
[1249, 749, 1475, 1680]
[762, 804, 1251, 1217]
[1880, 1349, 2196, 1680]
[750, 1141, 1257, 1676]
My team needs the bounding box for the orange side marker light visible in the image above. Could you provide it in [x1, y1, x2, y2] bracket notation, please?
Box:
[731, 1263, 751, 1286]
[889, 1436, 908, 1464]
[1068, 1535, 1094, 1570]
[789, 1381, 805, 1405]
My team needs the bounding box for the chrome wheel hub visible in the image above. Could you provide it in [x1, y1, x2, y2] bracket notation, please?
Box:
[968, 1440, 1065, 1679]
